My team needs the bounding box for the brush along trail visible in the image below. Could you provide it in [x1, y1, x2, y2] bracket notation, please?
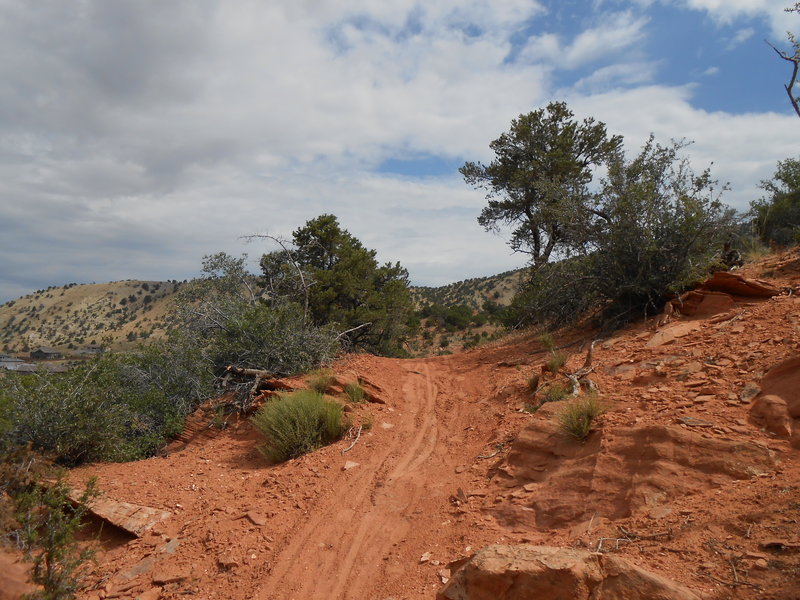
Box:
[68, 252, 800, 600]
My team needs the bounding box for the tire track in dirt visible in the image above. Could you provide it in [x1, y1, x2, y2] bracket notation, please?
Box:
[257, 360, 442, 600]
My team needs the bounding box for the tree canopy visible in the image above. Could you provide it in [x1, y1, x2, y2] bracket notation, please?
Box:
[499, 135, 735, 329]
[461, 101, 623, 269]
[751, 156, 800, 245]
[260, 214, 414, 356]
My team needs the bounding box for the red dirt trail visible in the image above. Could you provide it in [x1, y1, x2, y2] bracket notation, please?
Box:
[62, 250, 800, 600]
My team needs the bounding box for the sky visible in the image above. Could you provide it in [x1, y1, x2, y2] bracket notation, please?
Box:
[0, 0, 798, 302]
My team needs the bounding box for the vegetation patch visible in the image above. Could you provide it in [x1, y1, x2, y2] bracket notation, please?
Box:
[558, 394, 604, 441]
[540, 382, 569, 404]
[307, 368, 335, 394]
[251, 390, 347, 462]
[344, 381, 366, 403]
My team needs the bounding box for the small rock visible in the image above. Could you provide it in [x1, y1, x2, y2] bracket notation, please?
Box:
[246, 511, 267, 526]
[151, 568, 189, 585]
[740, 383, 761, 403]
[455, 465, 468, 474]
[342, 461, 360, 471]
[380, 422, 394, 429]
[678, 416, 714, 428]
[218, 553, 239, 570]
[752, 558, 769, 570]
[420, 552, 432, 563]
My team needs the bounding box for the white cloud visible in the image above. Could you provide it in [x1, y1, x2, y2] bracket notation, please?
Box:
[0, 0, 796, 302]
[520, 11, 649, 69]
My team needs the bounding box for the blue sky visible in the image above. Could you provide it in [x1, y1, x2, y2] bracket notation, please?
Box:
[0, 0, 798, 302]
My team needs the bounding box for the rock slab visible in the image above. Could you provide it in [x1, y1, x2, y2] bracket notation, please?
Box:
[437, 545, 701, 600]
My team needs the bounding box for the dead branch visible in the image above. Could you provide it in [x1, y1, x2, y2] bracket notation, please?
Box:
[341, 425, 363, 454]
[477, 443, 504, 459]
[242, 233, 312, 322]
[596, 537, 632, 553]
[618, 525, 672, 541]
[335, 322, 372, 342]
[768, 39, 800, 119]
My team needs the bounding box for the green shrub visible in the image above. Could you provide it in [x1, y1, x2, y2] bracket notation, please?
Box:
[251, 390, 346, 462]
[344, 381, 366, 403]
[558, 394, 604, 441]
[13, 473, 99, 600]
[3, 338, 211, 466]
[540, 382, 569, 404]
[307, 368, 335, 394]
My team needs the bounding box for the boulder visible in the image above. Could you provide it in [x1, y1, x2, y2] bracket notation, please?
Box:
[670, 290, 734, 317]
[437, 545, 701, 600]
[749, 356, 800, 447]
[493, 406, 775, 529]
[700, 272, 781, 298]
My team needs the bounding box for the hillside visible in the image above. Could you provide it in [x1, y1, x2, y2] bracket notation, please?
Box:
[0, 280, 182, 353]
[412, 268, 524, 309]
[25, 248, 796, 600]
[0, 270, 525, 356]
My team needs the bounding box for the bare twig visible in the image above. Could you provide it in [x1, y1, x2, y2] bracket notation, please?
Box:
[335, 322, 372, 342]
[341, 425, 363, 455]
[477, 443, 504, 459]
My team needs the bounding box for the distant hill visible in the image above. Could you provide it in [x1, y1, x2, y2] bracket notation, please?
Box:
[0, 268, 527, 355]
[0, 280, 183, 354]
[412, 268, 525, 310]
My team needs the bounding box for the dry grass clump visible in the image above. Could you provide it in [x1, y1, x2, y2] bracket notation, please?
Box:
[545, 351, 567, 374]
[558, 393, 604, 441]
[307, 368, 335, 394]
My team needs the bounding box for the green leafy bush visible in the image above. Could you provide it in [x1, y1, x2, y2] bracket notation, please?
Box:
[509, 138, 735, 328]
[3, 338, 211, 466]
[751, 156, 800, 246]
[251, 390, 347, 462]
[558, 394, 604, 441]
[14, 475, 99, 600]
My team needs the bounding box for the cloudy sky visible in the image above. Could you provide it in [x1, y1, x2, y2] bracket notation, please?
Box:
[0, 0, 798, 302]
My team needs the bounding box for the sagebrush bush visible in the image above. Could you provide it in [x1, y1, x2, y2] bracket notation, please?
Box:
[251, 390, 347, 462]
[558, 394, 603, 441]
[344, 381, 366, 403]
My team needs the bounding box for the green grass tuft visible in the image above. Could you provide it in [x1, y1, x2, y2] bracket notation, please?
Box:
[558, 393, 604, 441]
[344, 381, 366, 403]
[540, 381, 569, 404]
[251, 390, 346, 462]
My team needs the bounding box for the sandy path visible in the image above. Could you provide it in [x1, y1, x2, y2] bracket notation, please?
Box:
[258, 360, 443, 600]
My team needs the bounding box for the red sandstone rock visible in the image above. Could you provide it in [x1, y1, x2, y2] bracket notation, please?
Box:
[437, 545, 701, 600]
